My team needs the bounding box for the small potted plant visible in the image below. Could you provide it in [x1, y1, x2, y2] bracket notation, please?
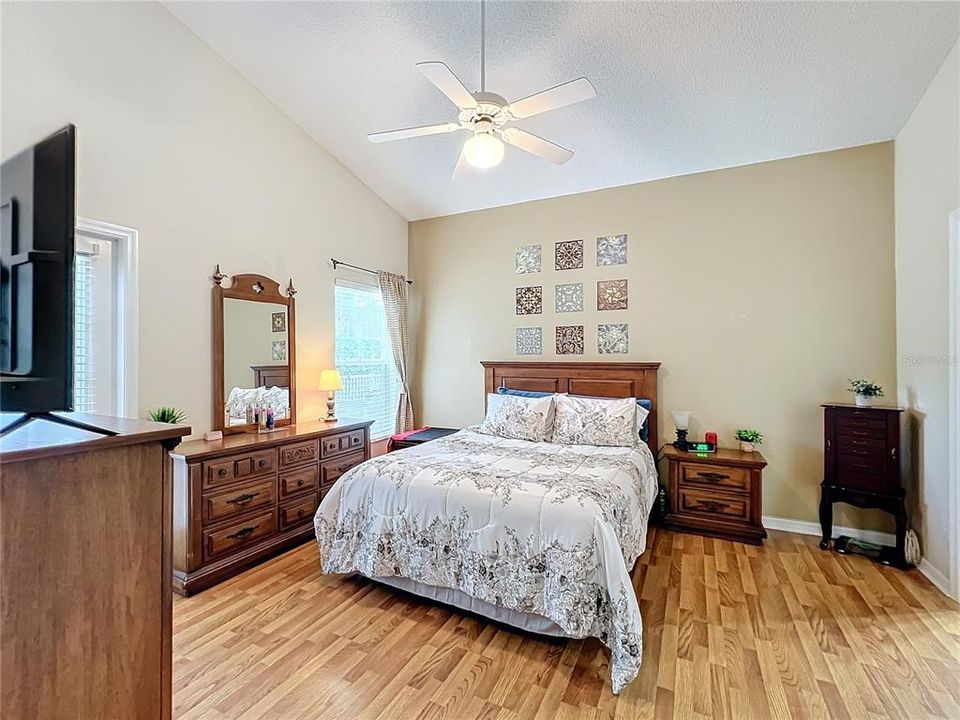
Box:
[148, 407, 187, 424]
[847, 378, 884, 408]
[735, 428, 763, 453]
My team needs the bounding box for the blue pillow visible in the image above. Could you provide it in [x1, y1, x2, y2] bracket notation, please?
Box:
[495, 388, 652, 441]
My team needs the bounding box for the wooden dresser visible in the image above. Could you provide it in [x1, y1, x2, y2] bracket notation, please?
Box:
[1, 415, 189, 720]
[819, 403, 906, 566]
[662, 445, 767, 544]
[170, 419, 372, 595]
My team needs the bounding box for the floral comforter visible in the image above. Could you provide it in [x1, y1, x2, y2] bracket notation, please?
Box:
[313, 427, 658, 693]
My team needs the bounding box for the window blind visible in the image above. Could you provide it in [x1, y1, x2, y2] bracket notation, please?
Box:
[73, 250, 97, 412]
[334, 279, 400, 441]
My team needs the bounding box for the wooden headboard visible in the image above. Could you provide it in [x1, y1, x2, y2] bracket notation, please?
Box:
[250, 364, 290, 389]
[481, 361, 661, 453]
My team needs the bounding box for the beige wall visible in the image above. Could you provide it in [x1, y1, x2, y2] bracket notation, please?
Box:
[895, 40, 959, 591]
[1, 1, 407, 436]
[410, 143, 897, 529]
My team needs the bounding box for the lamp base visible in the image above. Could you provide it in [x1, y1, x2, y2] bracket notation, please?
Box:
[322, 391, 337, 422]
[673, 428, 688, 452]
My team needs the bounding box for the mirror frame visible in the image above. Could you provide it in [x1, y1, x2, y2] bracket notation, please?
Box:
[212, 265, 297, 434]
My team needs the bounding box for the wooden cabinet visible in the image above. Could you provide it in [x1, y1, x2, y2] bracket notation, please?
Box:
[171, 419, 372, 596]
[662, 446, 767, 544]
[819, 403, 906, 566]
[1, 415, 189, 720]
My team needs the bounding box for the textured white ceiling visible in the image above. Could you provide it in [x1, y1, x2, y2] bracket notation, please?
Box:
[164, 1, 959, 220]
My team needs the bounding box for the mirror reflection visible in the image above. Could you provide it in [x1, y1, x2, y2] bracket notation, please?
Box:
[222, 298, 291, 427]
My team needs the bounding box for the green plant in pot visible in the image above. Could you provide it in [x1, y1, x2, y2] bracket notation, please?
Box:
[148, 407, 187, 424]
[847, 378, 884, 408]
[735, 428, 763, 453]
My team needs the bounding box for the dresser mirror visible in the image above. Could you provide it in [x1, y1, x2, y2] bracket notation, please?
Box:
[212, 266, 297, 434]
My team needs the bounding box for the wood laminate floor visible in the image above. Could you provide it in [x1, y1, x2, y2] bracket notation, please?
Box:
[173, 529, 960, 719]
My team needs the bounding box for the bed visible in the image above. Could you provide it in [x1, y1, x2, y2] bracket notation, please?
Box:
[314, 361, 661, 693]
[224, 365, 291, 425]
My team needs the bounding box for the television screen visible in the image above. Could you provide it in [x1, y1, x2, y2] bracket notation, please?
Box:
[0, 125, 76, 414]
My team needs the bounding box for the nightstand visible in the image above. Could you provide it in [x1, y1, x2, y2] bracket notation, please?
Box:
[387, 426, 459, 452]
[662, 445, 767, 544]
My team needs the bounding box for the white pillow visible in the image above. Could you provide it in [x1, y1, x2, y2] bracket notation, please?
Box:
[552, 395, 638, 447]
[478, 393, 555, 442]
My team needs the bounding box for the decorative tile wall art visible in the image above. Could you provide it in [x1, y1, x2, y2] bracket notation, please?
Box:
[598, 323, 629, 354]
[515, 244, 542, 274]
[516, 286, 543, 315]
[515, 327, 542, 355]
[271, 311, 286, 333]
[555, 282, 583, 313]
[596, 234, 627, 266]
[271, 340, 287, 361]
[597, 279, 628, 310]
[556, 325, 585, 355]
[555, 239, 584, 270]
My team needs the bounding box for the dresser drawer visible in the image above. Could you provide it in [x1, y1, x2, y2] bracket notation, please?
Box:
[320, 429, 366, 458]
[203, 477, 276, 524]
[279, 440, 319, 468]
[320, 451, 365, 487]
[838, 453, 884, 476]
[279, 494, 319, 531]
[678, 488, 750, 522]
[202, 449, 276, 489]
[203, 510, 276, 561]
[679, 463, 749, 494]
[279, 465, 319, 499]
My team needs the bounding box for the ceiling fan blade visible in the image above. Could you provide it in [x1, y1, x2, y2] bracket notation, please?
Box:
[505, 77, 596, 120]
[416, 62, 478, 110]
[501, 128, 574, 165]
[367, 122, 461, 143]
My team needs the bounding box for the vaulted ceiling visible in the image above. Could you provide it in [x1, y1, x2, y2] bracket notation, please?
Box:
[165, 1, 959, 220]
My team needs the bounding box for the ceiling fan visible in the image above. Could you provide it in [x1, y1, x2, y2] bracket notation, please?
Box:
[367, 0, 596, 177]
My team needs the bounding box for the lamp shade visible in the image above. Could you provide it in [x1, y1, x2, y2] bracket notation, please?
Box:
[671, 410, 690, 431]
[318, 369, 343, 392]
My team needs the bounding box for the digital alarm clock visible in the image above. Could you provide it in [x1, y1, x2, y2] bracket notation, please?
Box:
[684, 441, 717, 453]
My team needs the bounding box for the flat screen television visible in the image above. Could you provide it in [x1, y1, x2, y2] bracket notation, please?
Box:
[1, 125, 77, 429]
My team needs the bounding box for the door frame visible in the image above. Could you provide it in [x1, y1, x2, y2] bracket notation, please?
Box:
[948, 207, 960, 601]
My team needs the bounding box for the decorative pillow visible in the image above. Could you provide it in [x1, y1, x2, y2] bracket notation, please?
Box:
[552, 395, 638, 447]
[479, 393, 555, 442]
[496, 387, 555, 399]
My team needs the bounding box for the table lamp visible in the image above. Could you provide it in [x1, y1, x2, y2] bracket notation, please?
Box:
[318, 369, 343, 421]
[671, 410, 690, 450]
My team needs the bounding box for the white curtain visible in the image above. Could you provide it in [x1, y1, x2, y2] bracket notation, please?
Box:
[377, 270, 414, 433]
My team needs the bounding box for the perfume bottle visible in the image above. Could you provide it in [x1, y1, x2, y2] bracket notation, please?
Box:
[266, 405, 275, 431]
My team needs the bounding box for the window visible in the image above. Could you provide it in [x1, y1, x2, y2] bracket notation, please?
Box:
[334, 280, 400, 441]
[71, 218, 138, 416]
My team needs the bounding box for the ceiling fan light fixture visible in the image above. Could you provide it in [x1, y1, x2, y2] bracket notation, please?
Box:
[463, 132, 504, 169]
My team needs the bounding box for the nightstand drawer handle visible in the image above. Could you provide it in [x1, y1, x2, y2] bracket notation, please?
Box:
[698, 472, 729, 482]
[695, 499, 726, 513]
[227, 492, 259, 506]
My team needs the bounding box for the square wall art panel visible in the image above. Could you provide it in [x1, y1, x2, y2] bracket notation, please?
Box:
[555, 239, 584, 270]
[516, 286, 543, 315]
[515, 327, 542, 355]
[555, 283, 583, 313]
[556, 325, 584, 355]
[515, 245, 541, 274]
[596, 234, 627, 266]
[598, 323, 629, 354]
[597, 279, 628, 310]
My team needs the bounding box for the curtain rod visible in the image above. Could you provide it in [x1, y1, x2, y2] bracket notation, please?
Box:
[331, 258, 413, 285]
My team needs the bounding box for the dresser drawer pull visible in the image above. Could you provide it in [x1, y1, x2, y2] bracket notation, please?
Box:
[850, 430, 868, 437]
[227, 526, 256, 541]
[297, 508, 306, 518]
[218, 468, 228, 478]
[296, 479, 305, 487]
[337, 461, 356, 472]
[226, 492, 259, 506]
[695, 499, 726, 513]
[258, 459, 268, 468]
[697, 472, 728, 482]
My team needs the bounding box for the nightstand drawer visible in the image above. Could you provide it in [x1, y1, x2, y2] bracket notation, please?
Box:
[679, 463, 749, 494]
[678, 488, 750, 521]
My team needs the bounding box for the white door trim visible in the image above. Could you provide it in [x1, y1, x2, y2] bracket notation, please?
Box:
[948, 207, 960, 601]
[75, 217, 139, 419]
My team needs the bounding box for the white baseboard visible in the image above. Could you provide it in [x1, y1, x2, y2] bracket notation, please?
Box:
[762, 516, 896, 546]
[918, 559, 955, 599]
